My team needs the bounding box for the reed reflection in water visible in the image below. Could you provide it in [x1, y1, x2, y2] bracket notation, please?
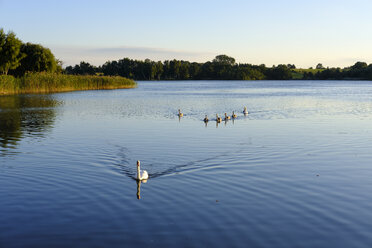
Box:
[0, 95, 60, 155]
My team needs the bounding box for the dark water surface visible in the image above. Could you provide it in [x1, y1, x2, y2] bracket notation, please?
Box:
[1, 81, 372, 247]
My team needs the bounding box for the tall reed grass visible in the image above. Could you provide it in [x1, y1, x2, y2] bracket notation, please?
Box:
[0, 72, 136, 95]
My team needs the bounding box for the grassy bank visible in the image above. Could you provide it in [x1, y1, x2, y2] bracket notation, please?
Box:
[0, 73, 136, 95]
[291, 68, 325, 80]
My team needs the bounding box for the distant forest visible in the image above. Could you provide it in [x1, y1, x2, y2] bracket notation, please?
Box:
[65, 55, 372, 81]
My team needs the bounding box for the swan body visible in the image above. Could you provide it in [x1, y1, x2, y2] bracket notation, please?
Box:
[178, 109, 183, 117]
[137, 160, 149, 180]
[204, 115, 209, 122]
[224, 113, 231, 120]
[216, 114, 222, 123]
[243, 107, 248, 115]
[232, 111, 237, 119]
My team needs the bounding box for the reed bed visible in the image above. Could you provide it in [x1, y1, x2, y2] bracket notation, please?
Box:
[0, 73, 136, 95]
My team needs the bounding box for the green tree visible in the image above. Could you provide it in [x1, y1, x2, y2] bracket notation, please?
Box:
[169, 60, 181, 79]
[56, 59, 63, 74]
[316, 63, 324, 69]
[154, 61, 163, 80]
[351, 61, 367, 70]
[11, 43, 58, 76]
[268, 64, 292, 80]
[199, 61, 215, 79]
[0, 29, 24, 75]
[179, 61, 190, 79]
[189, 62, 201, 79]
[213, 54, 235, 65]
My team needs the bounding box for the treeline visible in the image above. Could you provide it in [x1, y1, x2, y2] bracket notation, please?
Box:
[0, 28, 61, 76]
[66, 56, 372, 81]
[3, 27, 371, 81]
[302, 62, 372, 80]
[66, 55, 294, 80]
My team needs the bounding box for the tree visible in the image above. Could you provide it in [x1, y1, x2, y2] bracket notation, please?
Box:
[169, 60, 181, 79]
[236, 65, 265, 80]
[267, 64, 292, 80]
[56, 59, 63, 74]
[154, 61, 163, 80]
[213, 54, 235, 65]
[102, 60, 120, 76]
[0, 29, 24, 75]
[11, 42, 58, 76]
[78, 61, 96, 75]
[189, 62, 200, 79]
[351, 61, 367, 70]
[316, 63, 324, 69]
[180, 61, 191, 79]
[199, 61, 215, 79]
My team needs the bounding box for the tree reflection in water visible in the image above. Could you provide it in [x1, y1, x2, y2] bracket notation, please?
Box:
[0, 95, 60, 155]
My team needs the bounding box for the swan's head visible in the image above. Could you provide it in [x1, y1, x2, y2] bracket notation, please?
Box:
[225, 113, 227, 116]
[137, 160, 140, 167]
[178, 109, 181, 112]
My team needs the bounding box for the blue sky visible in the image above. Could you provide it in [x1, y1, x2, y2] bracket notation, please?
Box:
[1, 0, 372, 67]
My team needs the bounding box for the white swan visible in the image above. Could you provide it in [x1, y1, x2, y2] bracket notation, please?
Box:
[224, 113, 231, 120]
[203, 115, 209, 122]
[137, 160, 149, 180]
[243, 107, 248, 115]
[178, 109, 183, 117]
[232, 111, 237, 119]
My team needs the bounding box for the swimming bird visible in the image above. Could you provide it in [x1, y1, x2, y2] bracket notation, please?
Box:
[137, 160, 149, 181]
[232, 111, 237, 119]
[178, 109, 183, 117]
[216, 114, 222, 123]
[224, 113, 231, 121]
[204, 115, 209, 122]
[243, 107, 248, 115]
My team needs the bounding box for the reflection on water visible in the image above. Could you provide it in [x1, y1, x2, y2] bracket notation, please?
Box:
[2, 81, 372, 247]
[136, 179, 147, 200]
[202, 118, 236, 128]
[0, 95, 60, 155]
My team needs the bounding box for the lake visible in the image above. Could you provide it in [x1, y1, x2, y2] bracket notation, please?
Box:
[1, 80, 372, 247]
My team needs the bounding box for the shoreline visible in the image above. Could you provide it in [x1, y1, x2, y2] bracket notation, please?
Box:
[0, 73, 137, 95]
[0, 86, 136, 95]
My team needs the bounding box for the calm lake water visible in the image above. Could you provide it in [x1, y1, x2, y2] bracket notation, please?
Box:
[1, 80, 372, 247]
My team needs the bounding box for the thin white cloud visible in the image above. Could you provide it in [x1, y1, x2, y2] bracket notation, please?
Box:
[50, 45, 215, 67]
